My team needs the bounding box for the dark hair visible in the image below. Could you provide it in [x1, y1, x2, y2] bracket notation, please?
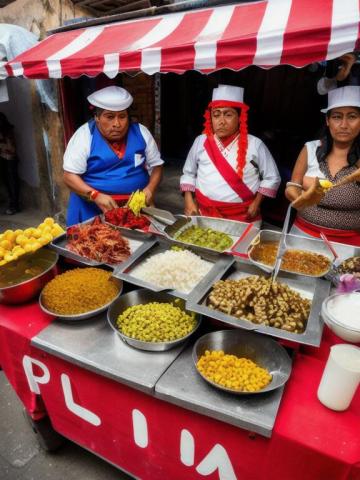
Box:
[316, 108, 360, 166]
[0, 112, 13, 135]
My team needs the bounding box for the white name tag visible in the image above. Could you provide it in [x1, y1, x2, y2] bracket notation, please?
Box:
[134, 153, 145, 167]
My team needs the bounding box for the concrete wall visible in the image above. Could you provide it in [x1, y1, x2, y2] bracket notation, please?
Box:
[0, 0, 93, 215]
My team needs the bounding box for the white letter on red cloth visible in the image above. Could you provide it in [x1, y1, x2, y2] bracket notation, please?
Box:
[61, 373, 101, 427]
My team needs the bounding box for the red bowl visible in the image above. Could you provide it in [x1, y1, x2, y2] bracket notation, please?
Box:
[0, 249, 59, 305]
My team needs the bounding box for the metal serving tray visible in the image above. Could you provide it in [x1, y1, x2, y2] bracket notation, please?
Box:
[49, 224, 156, 269]
[150, 215, 253, 255]
[186, 258, 331, 346]
[112, 239, 232, 300]
[247, 229, 337, 277]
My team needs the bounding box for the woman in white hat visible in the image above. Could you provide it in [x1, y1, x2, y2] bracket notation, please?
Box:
[180, 84, 280, 225]
[63, 86, 164, 226]
[286, 86, 360, 246]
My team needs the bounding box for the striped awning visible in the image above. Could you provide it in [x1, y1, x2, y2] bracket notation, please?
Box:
[5, 0, 360, 79]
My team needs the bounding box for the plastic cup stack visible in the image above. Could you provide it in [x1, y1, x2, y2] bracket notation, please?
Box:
[317, 344, 360, 411]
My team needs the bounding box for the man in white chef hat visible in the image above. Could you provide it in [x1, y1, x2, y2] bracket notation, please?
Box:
[63, 85, 163, 226]
[180, 84, 280, 225]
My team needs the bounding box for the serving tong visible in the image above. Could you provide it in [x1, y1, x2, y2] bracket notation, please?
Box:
[269, 204, 292, 284]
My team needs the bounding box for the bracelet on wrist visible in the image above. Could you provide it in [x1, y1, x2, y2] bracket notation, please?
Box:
[89, 189, 99, 201]
[286, 181, 303, 189]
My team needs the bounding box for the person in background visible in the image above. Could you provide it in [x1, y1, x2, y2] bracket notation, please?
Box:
[180, 84, 280, 226]
[285, 86, 360, 247]
[317, 52, 359, 95]
[63, 86, 163, 226]
[0, 113, 20, 215]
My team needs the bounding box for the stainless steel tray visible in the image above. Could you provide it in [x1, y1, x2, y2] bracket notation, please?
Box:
[107, 289, 201, 351]
[112, 239, 232, 300]
[39, 277, 123, 321]
[193, 330, 292, 395]
[151, 215, 253, 255]
[49, 223, 157, 269]
[247, 229, 335, 277]
[186, 258, 331, 346]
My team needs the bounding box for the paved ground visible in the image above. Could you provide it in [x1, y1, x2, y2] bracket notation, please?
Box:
[0, 372, 133, 480]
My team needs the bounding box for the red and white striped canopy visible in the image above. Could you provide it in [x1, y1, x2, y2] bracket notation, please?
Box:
[5, 0, 360, 79]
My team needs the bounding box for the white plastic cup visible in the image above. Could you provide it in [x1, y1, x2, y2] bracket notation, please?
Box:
[317, 344, 360, 411]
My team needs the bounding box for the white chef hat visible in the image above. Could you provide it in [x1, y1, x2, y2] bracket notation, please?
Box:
[321, 86, 360, 113]
[87, 86, 133, 111]
[212, 84, 244, 104]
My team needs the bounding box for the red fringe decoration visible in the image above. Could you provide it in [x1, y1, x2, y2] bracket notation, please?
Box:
[202, 100, 249, 180]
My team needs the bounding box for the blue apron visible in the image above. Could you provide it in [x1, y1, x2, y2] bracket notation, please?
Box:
[67, 121, 149, 226]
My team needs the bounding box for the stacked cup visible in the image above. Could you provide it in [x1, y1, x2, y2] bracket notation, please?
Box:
[318, 344, 360, 411]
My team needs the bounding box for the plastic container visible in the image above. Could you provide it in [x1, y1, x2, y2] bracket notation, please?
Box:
[317, 344, 360, 411]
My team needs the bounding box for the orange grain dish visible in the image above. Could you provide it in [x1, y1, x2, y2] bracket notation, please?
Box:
[250, 241, 331, 276]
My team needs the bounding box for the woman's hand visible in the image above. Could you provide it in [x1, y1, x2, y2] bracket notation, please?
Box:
[291, 178, 325, 210]
[94, 193, 118, 213]
[247, 201, 260, 219]
[143, 186, 154, 206]
[184, 194, 198, 216]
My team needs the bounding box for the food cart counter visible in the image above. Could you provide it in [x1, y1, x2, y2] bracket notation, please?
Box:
[1, 300, 360, 480]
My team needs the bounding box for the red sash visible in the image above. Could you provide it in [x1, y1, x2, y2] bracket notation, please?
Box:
[294, 216, 360, 247]
[195, 189, 261, 222]
[204, 136, 254, 201]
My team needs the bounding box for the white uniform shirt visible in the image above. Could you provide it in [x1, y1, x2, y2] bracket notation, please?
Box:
[304, 140, 327, 179]
[180, 134, 281, 203]
[63, 122, 163, 174]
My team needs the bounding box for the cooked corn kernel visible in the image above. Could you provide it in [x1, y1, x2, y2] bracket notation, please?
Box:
[197, 350, 272, 392]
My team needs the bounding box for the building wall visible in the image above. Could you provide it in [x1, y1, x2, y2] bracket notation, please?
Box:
[0, 0, 92, 217]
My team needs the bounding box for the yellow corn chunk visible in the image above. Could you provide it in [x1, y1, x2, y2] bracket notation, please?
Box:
[319, 179, 333, 190]
[127, 190, 146, 216]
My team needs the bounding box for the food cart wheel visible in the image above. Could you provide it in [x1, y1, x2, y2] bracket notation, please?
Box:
[23, 409, 65, 452]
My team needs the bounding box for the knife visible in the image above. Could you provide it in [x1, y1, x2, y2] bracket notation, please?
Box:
[271, 204, 292, 283]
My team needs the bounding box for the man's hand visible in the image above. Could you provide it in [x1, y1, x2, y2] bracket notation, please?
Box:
[94, 193, 118, 213]
[291, 178, 325, 210]
[336, 53, 356, 81]
[184, 196, 198, 216]
[247, 201, 260, 219]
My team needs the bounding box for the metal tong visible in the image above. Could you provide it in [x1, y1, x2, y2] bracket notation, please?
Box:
[270, 204, 292, 284]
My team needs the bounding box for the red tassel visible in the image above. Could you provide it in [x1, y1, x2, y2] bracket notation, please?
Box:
[202, 100, 249, 180]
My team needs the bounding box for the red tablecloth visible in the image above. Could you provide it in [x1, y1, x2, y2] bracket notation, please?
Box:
[0, 302, 359, 480]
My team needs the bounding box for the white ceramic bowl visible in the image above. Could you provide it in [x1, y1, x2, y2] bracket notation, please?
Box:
[321, 293, 360, 343]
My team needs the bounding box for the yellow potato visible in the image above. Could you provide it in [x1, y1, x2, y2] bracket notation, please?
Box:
[24, 228, 36, 237]
[0, 239, 11, 250]
[4, 252, 18, 262]
[44, 217, 55, 226]
[0, 259, 7, 266]
[16, 234, 28, 246]
[32, 228, 43, 239]
[12, 245, 26, 257]
[23, 244, 34, 253]
[3, 231, 15, 243]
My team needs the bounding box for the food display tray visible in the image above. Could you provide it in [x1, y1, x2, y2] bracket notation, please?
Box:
[49, 226, 157, 269]
[112, 239, 233, 300]
[155, 343, 290, 437]
[186, 258, 331, 347]
[150, 215, 254, 255]
[247, 229, 338, 277]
